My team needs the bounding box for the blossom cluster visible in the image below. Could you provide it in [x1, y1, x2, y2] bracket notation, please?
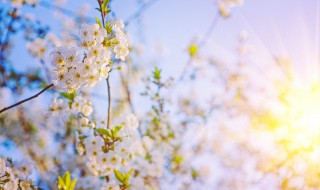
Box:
[9, 0, 39, 7]
[51, 21, 129, 92]
[50, 95, 93, 117]
[27, 33, 61, 60]
[75, 115, 140, 189]
[217, 0, 243, 18]
[0, 157, 35, 190]
[112, 20, 129, 61]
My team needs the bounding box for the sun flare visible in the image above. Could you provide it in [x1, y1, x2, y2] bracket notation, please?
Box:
[254, 80, 320, 151]
[250, 79, 320, 187]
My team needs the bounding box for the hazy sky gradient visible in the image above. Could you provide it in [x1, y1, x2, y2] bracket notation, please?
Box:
[4, 0, 320, 117]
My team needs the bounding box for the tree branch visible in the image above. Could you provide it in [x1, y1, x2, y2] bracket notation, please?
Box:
[0, 8, 17, 63]
[119, 70, 135, 114]
[97, 0, 106, 27]
[39, 1, 94, 22]
[177, 12, 219, 82]
[0, 83, 54, 114]
[125, 0, 160, 26]
[198, 11, 219, 48]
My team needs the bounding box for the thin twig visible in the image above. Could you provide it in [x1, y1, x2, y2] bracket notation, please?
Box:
[98, 0, 106, 27]
[40, 60, 51, 83]
[0, 83, 54, 114]
[0, 8, 17, 64]
[97, 0, 111, 129]
[178, 58, 192, 81]
[106, 78, 111, 128]
[119, 70, 135, 114]
[177, 12, 220, 82]
[198, 11, 219, 48]
[39, 1, 94, 21]
[125, 0, 160, 26]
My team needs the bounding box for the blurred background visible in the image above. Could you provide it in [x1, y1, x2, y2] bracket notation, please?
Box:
[1, 0, 320, 189]
[4, 0, 320, 115]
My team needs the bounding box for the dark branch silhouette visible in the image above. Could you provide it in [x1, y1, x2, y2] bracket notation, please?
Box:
[0, 83, 54, 114]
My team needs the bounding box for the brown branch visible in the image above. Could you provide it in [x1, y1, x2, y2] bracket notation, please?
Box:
[0, 83, 54, 114]
[97, 0, 106, 27]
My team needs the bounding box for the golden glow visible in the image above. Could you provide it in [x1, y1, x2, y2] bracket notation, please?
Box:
[250, 81, 320, 188]
[253, 81, 320, 152]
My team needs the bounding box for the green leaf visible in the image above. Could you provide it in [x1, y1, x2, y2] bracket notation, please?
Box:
[153, 67, 161, 81]
[57, 171, 77, 190]
[114, 169, 124, 183]
[40, 82, 47, 88]
[105, 20, 113, 34]
[96, 128, 111, 137]
[57, 176, 65, 189]
[188, 44, 198, 57]
[61, 92, 76, 102]
[145, 153, 152, 163]
[63, 171, 71, 187]
[105, 9, 111, 15]
[124, 169, 134, 185]
[191, 168, 199, 180]
[95, 17, 102, 28]
[168, 132, 175, 139]
[152, 117, 160, 126]
[69, 179, 77, 190]
[127, 169, 134, 177]
[102, 0, 109, 12]
[173, 155, 183, 164]
[112, 125, 122, 137]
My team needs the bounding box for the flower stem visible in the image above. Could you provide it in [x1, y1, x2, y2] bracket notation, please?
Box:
[106, 77, 111, 128]
[97, 0, 111, 128]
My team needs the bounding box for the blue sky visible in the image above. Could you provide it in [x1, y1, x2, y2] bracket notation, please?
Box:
[3, 0, 320, 116]
[9, 0, 319, 70]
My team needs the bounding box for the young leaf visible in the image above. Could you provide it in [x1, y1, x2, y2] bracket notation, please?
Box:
[105, 8, 111, 15]
[114, 169, 124, 183]
[124, 169, 134, 185]
[173, 155, 183, 164]
[145, 153, 152, 163]
[105, 20, 113, 34]
[127, 169, 134, 177]
[95, 17, 102, 28]
[57, 176, 65, 189]
[96, 128, 111, 137]
[102, 0, 109, 13]
[188, 44, 198, 57]
[153, 67, 161, 81]
[63, 172, 71, 187]
[61, 92, 76, 102]
[69, 179, 77, 190]
[191, 168, 199, 180]
[57, 171, 77, 190]
[112, 125, 122, 137]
